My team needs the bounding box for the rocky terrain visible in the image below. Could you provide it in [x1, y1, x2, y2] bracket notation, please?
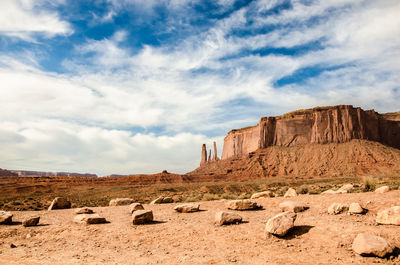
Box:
[1, 189, 400, 264]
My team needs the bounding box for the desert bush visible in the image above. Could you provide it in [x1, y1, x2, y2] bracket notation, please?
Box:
[362, 176, 376, 192]
[221, 193, 237, 200]
[202, 193, 220, 201]
[297, 185, 309, 194]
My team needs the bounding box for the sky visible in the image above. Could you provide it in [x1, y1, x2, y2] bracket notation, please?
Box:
[0, 0, 399, 176]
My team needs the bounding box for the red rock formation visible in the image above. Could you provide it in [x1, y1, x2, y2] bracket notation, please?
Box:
[213, 141, 219, 161]
[222, 105, 400, 159]
[200, 144, 207, 166]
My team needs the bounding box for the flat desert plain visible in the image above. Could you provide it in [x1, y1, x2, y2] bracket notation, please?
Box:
[1, 190, 400, 265]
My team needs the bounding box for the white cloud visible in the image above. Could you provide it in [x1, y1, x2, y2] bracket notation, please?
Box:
[0, 0, 72, 40]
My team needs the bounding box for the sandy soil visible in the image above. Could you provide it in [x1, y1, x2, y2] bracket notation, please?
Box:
[1, 190, 400, 265]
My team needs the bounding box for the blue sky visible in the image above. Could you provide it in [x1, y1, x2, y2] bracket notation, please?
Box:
[0, 0, 399, 176]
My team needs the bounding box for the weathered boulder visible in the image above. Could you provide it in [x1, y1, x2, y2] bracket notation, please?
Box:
[132, 210, 153, 225]
[174, 203, 200, 213]
[109, 198, 135, 206]
[328, 203, 349, 214]
[337, 184, 353, 193]
[279, 201, 308, 213]
[22, 216, 40, 227]
[48, 197, 71, 210]
[129, 203, 145, 214]
[150, 196, 174, 204]
[265, 211, 297, 236]
[75, 207, 94, 214]
[74, 214, 107, 224]
[375, 186, 390, 194]
[321, 189, 338, 195]
[0, 211, 13, 224]
[215, 211, 242, 226]
[226, 200, 261, 210]
[251, 191, 272, 199]
[376, 206, 400, 225]
[352, 233, 394, 257]
[348, 203, 366, 215]
[284, 188, 297, 198]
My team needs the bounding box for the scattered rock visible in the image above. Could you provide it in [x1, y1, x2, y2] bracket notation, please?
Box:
[375, 186, 390, 194]
[328, 203, 349, 214]
[174, 203, 200, 213]
[150, 196, 174, 204]
[226, 200, 261, 210]
[352, 233, 393, 258]
[75, 207, 94, 214]
[279, 201, 308, 213]
[348, 203, 366, 215]
[215, 211, 242, 226]
[132, 210, 154, 225]
[109, 198, 135, 206]
[337, 184, 353, 193]
[251, 191, 272, 199]
[129, 203, 145, 214]
[0, 211, 13, 224]
[284, 188, 297, 198]
[22, 216, 40, 227]
[10, 243, 16, 248]
[265, 211, 297, 236]
[74, 214, 107, 224]
[376, 206, 400, 225]
[48, 197, 71, 210]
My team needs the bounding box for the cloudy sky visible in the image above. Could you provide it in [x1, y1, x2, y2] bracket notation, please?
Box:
[0, 0, 399, 176]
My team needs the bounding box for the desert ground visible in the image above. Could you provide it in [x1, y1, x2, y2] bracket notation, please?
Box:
[1, 190, 399, 265]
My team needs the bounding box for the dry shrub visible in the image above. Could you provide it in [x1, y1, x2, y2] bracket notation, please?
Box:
[202, 193, 220, 201]
[362, 176, 376, 192]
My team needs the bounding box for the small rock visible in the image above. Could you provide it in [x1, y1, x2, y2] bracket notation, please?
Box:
[348, 203, 366, 215]
[284, 188, 297, 198]
[321, 189, 339, 195]
[215, 211, 242, 226]
[74, 214, 107, 224]
[328, 203, 349, 215]
[376, 206, 400, 225]
[265, 211, 297, 236]
[375, 186, 390, 194]
[174, 203, 200, 213]
[0, 211, 13, 224]
[352, 233, 393, 258]
[132, 210, 153, 225]
[10, 243, 16, 248]
[150, 196, 174, 204]
[109, 198, 135, 206]
[279, 201, 308, 213]
[129, 203, 145, 214]
[337, 184, 353, 193]
[251, 191, 272, 199]
[48, 197, 71, 210]
[226, 200, 261, 210]
[22, 216, 40, 227]
[75, 207, 94, 214]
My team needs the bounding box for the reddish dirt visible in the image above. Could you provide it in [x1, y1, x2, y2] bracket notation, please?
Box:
[1, 190, 400, 264]
[188, 140, 400, 181]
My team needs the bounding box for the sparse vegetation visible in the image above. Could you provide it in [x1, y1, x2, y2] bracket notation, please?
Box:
[362, 176, 376, 192]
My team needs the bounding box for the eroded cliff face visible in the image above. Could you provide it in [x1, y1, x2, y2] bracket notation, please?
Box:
[221, 105, 400, 160]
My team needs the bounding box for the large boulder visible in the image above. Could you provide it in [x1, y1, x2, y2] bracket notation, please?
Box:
[284, 188, 297, 198]
[348, 203, 366, 215]
[226, 200, 261, 211]
[0, 211, 13, 224]
[327, 203, 349, 215]
[74, 214, 107, 224]
[75, 207, 94, 214]
[174, 203, 200, 213]
[132, 210, 153, 225]
[376, 206, 400, 225]
[375, 186, 390, 194]
[279, 201, 308, 213]
[251, 191, 272, 199]
[109, 198, 135, 206]
[22, 216, 40, 227]
[48, 197, 71, 210]
[129, 203, 145, 214]
[352, 233, 394, 258]
[337, 184, 353, 193]
[265, 211, 297, 236]
[150, 196, 174, 204]
[215, 211, 242, 226]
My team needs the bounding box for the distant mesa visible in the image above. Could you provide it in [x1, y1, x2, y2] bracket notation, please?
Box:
[0, 168, 18, 177]
[190, 105, 400, 180]
[10, 170, 98, 178]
